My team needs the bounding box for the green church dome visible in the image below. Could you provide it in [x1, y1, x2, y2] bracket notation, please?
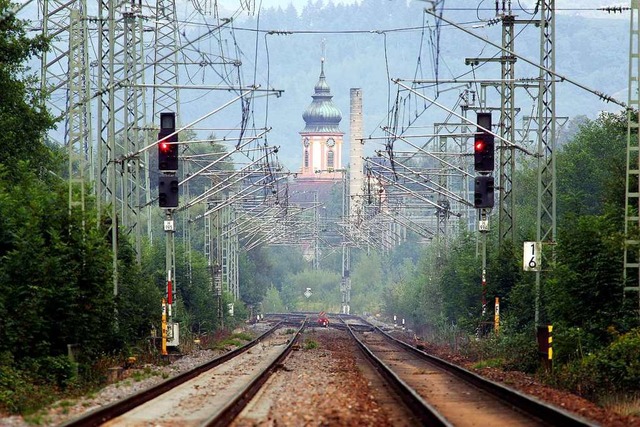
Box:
[302, 60, 342, 133]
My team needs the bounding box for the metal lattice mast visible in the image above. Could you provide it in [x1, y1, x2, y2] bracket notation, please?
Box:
[184, 171, 193, 286]
[313, 191, 320, 269]
[153, 0, 180, 119]
[221, 203, 229, 293]
[96, 0, 119, 295]
[122, 5, 146, 260]
[96, 0, 147, 293]
[153, 0, 181, 297]
[39, 0, 80, 123]
[499, 12, 516, 243]
[341, 171, 351, 314]
[624, 0, 640, 312]
[220, 203, 239, 299]
[213, 205, 224, 323]
[436, 135, 450, 253]
[229, 206, 239, 299]
[535, 0, 556, 326]
[67, 7, 91, 222]
[205, 198, 212, 264]
[460, 94, 475, 232]
[39, 0, 91, 218]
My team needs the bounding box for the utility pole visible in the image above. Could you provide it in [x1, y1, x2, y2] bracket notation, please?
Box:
[67, 8, 91, 229]
[341, 170, 351, 314]
[158, 112, 180, 353]
[464, 3, 518, 245]
[209, 198, 224, 327]
[435, 134, 451, 261]
[499, 8, 517, 244]
[313, 191, 320, 270]
[624, 0, 640, 315]
[535, 0, 556, 327]
[122, 2, 145, 261]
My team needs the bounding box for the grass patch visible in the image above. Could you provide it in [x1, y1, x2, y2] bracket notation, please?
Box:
[211, 332, 254, 351]
[23, 411, 48, 426]
[600, 393, 640, 417]
[57, 400, 73, 414]
[304, 339, 319, 350]
[212, 338, 244, 350]
[130, 366, 158, 382]
[230, 332, 254, 341]
[472, 358, 504, 370]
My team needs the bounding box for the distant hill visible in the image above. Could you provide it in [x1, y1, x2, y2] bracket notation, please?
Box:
[177, 1, 629, 170]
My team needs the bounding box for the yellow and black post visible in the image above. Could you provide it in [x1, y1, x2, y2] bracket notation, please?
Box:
[537, 324, 553, 371]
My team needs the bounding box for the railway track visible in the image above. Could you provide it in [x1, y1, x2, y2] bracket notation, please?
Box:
[62, 313, 598, 426]
[62, 319, 304, 427]
[346, 319, 596, 427]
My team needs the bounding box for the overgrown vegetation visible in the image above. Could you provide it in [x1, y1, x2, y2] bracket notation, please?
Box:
[304, 339, 319, 350]
[0, 2, 251, 415]
[2, 0, 640, 418]
[211, 332, 254, 350]
[379, 112, 640, 408]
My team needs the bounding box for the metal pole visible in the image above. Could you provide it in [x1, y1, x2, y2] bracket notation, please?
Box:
[624, 0, 640, 315]
[535, 0, 556, 327]
[499, 11, 516, 244]
[165, 210, 176, 347]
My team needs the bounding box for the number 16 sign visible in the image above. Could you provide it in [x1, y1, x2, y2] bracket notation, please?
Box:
[523, 242, 541, 272]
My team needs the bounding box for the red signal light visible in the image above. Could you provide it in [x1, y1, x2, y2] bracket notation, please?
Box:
[159, 140, 170, 152]
[475, 139, 485, 152]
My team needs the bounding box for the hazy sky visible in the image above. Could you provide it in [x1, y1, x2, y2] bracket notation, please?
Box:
[226, 0, 630, 17]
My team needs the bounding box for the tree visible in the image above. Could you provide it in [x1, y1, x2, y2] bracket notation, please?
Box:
[0, 0, 56, 175]
[262, 285, 286, 313]
[556, 112, 626, 219]
[281, 269, 341, 311]
[0, 166, 116, 361]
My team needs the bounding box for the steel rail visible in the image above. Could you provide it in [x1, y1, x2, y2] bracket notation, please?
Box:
[60, 321, 286, 427]
[342, 320, 452, 426]
[204, 319, 307, 426]
[374, 326, 597, 427]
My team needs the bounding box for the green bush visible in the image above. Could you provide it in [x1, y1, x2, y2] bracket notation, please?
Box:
[230, 332, 254, 342]
[551, 326, 602, 365]
[0, 363, 57, 414]
[20, 355, 78, 389]
[461, 331, 539, 374]
[555, 328, 640, 398]
[304, 339, 318, 350]
[498, 332, 540, 373]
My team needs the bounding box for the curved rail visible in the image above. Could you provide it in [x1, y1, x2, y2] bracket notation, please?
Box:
[62, 320, 289, 427]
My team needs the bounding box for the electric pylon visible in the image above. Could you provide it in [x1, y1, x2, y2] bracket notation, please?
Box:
[535, 0, 556, 326]
[624, 0, 640, 314]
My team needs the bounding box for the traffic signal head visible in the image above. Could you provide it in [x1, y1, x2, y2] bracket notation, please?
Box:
[158, 112, 178, 171]
[158, 175, 179, 208]
[158, 136, 178, 171]
[474, 175, 495, 208]
[474, 132, 494, 172]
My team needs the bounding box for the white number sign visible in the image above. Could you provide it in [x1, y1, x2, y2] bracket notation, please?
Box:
[523, 241, 541, 272]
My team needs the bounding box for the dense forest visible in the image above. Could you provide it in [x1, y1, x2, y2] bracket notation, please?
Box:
[1, 0, 640, 419]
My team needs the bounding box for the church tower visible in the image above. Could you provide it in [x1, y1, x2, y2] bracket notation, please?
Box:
[299, 58, 344, 179]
